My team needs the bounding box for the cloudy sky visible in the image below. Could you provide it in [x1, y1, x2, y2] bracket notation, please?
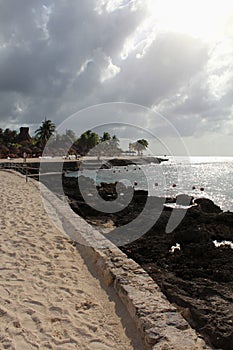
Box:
[0, 0, 233, 155]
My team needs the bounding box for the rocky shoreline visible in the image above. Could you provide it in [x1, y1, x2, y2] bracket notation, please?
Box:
[101, 156, 168, 167]
[42, 175, 233, 349]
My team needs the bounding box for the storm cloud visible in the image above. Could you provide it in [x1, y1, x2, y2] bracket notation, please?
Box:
[0, 0, 232, 154]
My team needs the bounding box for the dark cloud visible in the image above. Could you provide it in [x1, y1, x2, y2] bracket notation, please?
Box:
[0, 0, 232, 154]
[98, 32, 209, 106]
[0, 0, 146, 126]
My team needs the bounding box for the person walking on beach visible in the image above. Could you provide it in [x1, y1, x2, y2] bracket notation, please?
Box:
[23, 152, 27, 163]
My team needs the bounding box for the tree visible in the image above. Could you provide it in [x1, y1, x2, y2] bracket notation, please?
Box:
[95, 134, 122, 157]
[74, 130, 100, 155]
[131, 139, 148, 156]
[0, 145, 9, 157]
[65, 129, 76, 143]
[35, 119, 56, 147]
[100, 132, 111, 142]
[128, 142, 134, 151]
[2, 128, 17, 145]
[107, 135, 122, 155]
[111, 135, 119, 147]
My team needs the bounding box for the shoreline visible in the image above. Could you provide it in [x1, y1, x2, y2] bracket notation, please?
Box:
[0, 170, 211, 349]
[61, 178, 233, 349]
[2, 169, 232, 348]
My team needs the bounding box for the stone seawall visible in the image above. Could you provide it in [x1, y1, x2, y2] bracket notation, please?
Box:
[8, 170, 210, 349]
[35, 177, 210, 350]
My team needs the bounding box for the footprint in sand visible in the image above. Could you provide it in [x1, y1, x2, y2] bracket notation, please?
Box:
[24, 299, 46, 315]
[89, 341, 113, 349]
[49, 306, 63, 315]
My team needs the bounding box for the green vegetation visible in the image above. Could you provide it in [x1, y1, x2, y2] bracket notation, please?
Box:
[0, 120, 149, 159]
[129, 139, 149, 155]
[73, 131, 122, 157]
[35, 119, 56, 147]
[0, 119, 148, 158]
[74, 130, 100, 155]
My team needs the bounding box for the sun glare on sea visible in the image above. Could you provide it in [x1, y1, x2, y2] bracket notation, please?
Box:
[147, 0, 233, 40]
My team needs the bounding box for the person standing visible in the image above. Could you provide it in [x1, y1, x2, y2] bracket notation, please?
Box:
[23, 152, 27, 163]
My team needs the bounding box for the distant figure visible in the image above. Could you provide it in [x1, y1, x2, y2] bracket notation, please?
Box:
[23, 152, 27, 163]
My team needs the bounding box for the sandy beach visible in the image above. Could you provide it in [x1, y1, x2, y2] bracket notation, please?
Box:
[0, 171, 144, 350]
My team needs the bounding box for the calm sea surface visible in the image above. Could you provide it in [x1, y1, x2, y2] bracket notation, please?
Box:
[67, 156, 233, 212]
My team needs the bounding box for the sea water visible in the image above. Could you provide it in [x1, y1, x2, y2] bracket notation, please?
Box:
[66, 156, 233, 212]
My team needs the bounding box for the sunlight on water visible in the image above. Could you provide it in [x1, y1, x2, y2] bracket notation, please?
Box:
[67, 157, 233, 212]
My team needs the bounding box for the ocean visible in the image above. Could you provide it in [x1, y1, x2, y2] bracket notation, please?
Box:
[66, 156, 233, 212]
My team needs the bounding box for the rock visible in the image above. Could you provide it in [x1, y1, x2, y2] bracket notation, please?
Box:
[216, 211, 233, 225]
[62, 180, 233, 349]
[173, 227, 210, 245]
[107, 157, 166, 167]
[194, 198, 222, 213]
[97, 182, 117, 199]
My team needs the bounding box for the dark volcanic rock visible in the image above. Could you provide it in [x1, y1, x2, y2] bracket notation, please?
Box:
[173, 227, 210, 246]
[194, 197, 222, 213]
[61, 180, 233, 349]
[106, 156, 167, 167]
[120, 203, 233, 349]
[216, 211, 233, 225]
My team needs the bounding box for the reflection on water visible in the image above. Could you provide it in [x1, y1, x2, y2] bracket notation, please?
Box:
[66, 156, 233, 212]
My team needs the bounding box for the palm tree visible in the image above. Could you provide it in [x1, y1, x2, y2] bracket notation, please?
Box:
[107, 135, 122, 155]
[100, 132, 111, 142]
[35, 119, 56, 147]
[111, 135, 119, 147]
[74, 130, 100, 155]
[65, 129, 76, 142]
[131, 139, 148, 156]
[2, 128, 17, 146]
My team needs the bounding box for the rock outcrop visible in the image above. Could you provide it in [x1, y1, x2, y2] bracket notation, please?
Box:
[61, 178, 233, 349]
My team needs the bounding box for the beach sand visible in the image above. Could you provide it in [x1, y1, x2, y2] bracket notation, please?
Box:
[0, 171, 144, 350]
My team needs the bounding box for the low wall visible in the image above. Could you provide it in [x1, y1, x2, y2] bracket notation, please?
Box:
[7, 170, 211, 349]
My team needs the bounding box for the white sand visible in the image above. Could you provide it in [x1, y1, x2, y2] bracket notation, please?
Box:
[0, 171, 144, 350]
